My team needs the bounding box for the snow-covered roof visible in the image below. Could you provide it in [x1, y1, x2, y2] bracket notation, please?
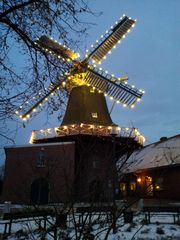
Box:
[117, 134, 180, 173]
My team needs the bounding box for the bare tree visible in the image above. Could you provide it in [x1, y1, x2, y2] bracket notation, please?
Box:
[0, 0, 96, 145]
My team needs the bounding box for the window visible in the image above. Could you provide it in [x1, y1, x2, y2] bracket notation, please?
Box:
[37, 150, 46, 167]
[155, 177, 163, 191]
[130, 182, 136, 191]
[90, 88, 95, 93]
[92, 112, 98, 118]
[145, 176, 153, 196]
[120, 183, 126, 192]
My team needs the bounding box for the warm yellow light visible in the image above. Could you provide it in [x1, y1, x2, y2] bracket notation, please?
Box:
[29, 130, 36, 144]
[137, 177, 141, 183]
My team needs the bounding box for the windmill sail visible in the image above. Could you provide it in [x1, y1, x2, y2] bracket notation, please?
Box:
[35, 36, 80, 61]
[83, 66, 143, 107]
[19, 78, 66, 120]
[87, 16, 135, 64]
[16, 15, 144, 122]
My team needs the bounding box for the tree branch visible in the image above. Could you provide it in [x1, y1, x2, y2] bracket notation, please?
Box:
[0, 0, 41, 20]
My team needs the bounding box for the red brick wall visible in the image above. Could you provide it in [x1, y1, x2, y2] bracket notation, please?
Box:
[3, 142, 75, 204]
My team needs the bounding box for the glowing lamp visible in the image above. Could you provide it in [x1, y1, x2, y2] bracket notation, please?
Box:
[137, 177, 141, 183]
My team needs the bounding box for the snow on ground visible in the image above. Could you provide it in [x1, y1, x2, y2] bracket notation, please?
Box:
[1, 212, 180, 239]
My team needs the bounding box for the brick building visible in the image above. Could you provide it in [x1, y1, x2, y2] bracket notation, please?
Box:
[3, 142, 75, 204]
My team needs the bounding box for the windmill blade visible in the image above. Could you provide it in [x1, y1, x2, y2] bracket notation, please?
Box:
[35, 36, 80, 61]
[83, 66, 144, 108]
[17, 78, 66, 120]
[86, 16, 136, 64]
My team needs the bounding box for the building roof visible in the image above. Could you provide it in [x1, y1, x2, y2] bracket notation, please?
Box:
[4, 141, 75, 149]
[117, 134, 180, 173]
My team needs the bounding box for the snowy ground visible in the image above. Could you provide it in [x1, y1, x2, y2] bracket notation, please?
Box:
[1, 212, 180, 239]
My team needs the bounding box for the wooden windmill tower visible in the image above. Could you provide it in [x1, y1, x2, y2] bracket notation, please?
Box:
[15, 15, 145, 202]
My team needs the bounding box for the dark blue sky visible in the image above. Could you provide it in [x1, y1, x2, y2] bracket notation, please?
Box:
[86, 0, 180, 145]
[1, 1, 180, 164]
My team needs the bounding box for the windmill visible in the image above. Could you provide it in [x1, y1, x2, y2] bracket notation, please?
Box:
[8, 15, 146, 203]
[16, 15, 145, 144]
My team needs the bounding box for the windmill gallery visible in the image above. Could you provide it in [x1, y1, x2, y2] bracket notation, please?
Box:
[2, 16, 146, 204]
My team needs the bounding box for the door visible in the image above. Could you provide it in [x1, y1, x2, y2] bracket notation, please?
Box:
[30, 178, 49, 204]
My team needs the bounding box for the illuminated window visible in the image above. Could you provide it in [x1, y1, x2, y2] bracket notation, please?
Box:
[145, 176, 153, 196]
[92, 113, 98, 118]
[130, 182, 136, 191]
[90, 88, 95, 93]
[120, 183, 126, 192]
